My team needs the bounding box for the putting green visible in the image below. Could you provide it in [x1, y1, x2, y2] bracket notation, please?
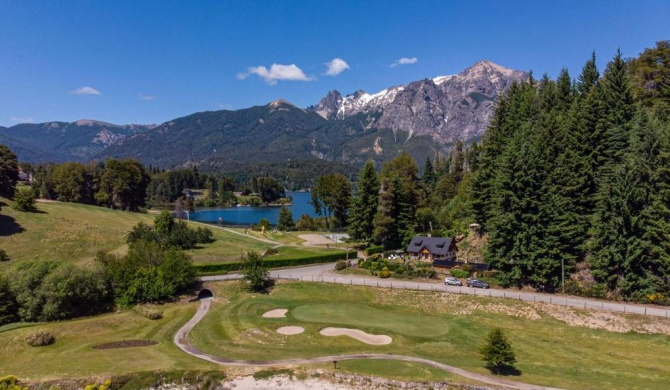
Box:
[291, 303, 448, 338]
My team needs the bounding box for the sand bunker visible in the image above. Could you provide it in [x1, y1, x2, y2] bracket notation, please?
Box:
[319, 327, 392, 345]
[263, 309, 288, 318]
[276, 326, 305, 335]
[298, 234, 336, 246]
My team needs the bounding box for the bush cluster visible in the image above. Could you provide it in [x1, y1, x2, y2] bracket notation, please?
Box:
[25, 330, 56, 347]
[0, 375, 27, 390]
[334, 260, 348, 271]
[450, 268, 470, 279]
[4, 261, 113, 323]
[127, 211, 214, 250]
[360, 258, 436, 279]
[193, 251, 357, 275]
[364, 245, 385, 256]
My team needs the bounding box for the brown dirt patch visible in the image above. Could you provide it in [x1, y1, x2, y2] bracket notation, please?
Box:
[530, 302, 670, 334]
[92, 340, 158, 349]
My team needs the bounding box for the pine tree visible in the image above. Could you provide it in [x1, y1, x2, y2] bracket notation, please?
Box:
[421, 157, 437, 191]
[589, 160, 649, 298]
[556, 68, 574, 112]
[373, 178, 398, 247]
[577, 51, 599, 96]
[480, 328, 517, 375]
[277, 206, 295, 231]
[597, 49, 635, 168]
[348, 160, 380, 243]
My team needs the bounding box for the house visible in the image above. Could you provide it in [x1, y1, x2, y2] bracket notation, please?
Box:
[405, 235, 458, 262]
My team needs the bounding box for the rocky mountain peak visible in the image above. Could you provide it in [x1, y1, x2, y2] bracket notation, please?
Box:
[309, 59, 527, 143]
[312, 90, 343, 119]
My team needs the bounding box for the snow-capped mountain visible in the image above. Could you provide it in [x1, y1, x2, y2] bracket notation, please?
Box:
[310, 60, 527, 144]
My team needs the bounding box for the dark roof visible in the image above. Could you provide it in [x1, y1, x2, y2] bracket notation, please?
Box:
[405, 236, 454, 256]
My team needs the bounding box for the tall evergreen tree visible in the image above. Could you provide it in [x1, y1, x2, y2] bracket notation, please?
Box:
[577, 51, 599, 96]
[596, 49, 636, 168]
[589, 160, 649, 298]
[348, 160, 380, 243]
[421, 157, 437, 191]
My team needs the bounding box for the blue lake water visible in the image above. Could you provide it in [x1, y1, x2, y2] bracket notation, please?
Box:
[189, 191, 319, 226]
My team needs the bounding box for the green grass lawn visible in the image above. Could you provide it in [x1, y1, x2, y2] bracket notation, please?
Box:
[0, 303, 217, 379]
[0, 199, 312, 268]
[190, 281, 670, 390]
[3, 280, 670, 388]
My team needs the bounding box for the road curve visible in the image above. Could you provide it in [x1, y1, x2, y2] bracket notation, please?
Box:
[174, 299, 562, 390]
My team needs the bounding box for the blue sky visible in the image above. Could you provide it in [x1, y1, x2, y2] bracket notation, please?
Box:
[1, 0, 668, 127]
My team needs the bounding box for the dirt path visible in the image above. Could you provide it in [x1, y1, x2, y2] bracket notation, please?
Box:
[174, 299, 562, 390]
[219, 226, 282, 246]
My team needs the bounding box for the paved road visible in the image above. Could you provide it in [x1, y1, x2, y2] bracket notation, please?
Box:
[174, 298, 562, 390]
[202, 262, 670, 318]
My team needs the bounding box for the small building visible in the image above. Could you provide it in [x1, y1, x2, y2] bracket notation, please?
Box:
[405, 235, 458, 262]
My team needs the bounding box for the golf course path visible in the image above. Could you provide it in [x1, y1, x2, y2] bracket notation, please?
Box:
[174, 299, 562, 390]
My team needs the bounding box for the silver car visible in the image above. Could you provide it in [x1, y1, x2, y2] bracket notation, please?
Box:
[444, 276, 463, 286]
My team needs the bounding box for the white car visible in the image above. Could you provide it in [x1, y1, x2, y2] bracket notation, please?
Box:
[444, 276, 463, 286]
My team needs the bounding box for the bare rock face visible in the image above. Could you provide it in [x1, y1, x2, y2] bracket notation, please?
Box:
[311, 60, 527, 144]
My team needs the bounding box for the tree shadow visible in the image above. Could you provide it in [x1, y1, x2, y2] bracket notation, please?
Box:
[0, 214, 25, 236]
[488, 365, 522, 376]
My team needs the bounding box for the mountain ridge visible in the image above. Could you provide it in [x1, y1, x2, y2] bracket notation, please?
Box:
[1, 60, 527, 168]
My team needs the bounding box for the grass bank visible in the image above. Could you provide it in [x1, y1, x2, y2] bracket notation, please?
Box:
[0, 199, 299, 267]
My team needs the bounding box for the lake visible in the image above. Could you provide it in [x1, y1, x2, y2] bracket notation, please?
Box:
[189, 191, 320, 226]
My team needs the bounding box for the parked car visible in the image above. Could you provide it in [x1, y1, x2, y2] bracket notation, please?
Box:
[466, 278, 490, 289]
[444, 276, 463, 286]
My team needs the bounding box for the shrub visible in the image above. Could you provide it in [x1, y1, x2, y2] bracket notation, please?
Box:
[0, 249, 9, 262]
[0, 375, 27, 390]
[364, 245, 385, 256]
[242, 251, 272, 293]
[563, 280, 583, 296]
[11, 187, 36, 212]
[451, 268, 470, 278]
[335, 260, 348, 271]
[379, 267, 392, 278]
[193, 250, 357, 275]
[135, 306, 163, 320]
[26, 330, 55, 347]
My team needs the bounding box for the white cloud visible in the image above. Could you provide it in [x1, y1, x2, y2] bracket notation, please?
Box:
[216, 103, 233, 110]
[10, 116, 34, 123]
[138, 93, 155, 101]
[72, 86, 101, 95]
[324, 58, 349, 76]
[390, 57, 418, 68]
[238, 63, 314, 85]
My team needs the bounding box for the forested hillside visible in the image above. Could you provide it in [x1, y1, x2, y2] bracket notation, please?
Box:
[471, 42, 670, 300]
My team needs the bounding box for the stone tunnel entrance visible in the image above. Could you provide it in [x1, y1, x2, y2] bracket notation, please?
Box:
[197, 289, 214, 300]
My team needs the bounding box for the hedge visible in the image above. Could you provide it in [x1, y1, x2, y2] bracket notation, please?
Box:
[364, 245, 385, 256]
[193, 250, 358, 276]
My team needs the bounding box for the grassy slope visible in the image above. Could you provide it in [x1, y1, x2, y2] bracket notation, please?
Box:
[190, 282, 670, 390]
[0, 199, 289, 268]
[0, 303, 217, 379]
